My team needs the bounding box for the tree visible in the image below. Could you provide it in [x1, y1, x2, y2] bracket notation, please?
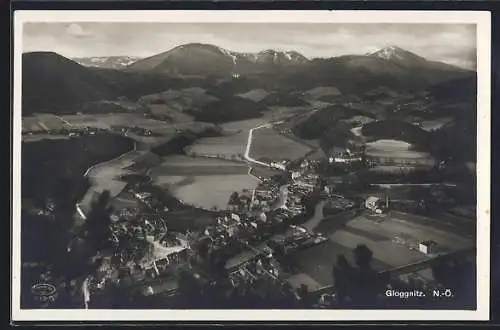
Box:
[349, 244, 383, 307]
[353, 244, 373, 268]
[23, 177, 113, 308]
[84, 190, 114, 254]
[333, 254, 353, 306]
[229, 192, 240, 205]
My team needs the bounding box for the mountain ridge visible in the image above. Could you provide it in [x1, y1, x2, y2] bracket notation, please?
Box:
[72, 56, 142, 69]
[22, 46, 474, 116]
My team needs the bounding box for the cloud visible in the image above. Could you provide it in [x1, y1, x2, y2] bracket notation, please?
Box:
[65, 23, 93, 38]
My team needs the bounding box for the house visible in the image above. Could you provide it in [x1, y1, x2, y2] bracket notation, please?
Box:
[323, 185, 335, 194]
[270, 162, 287, 171]
[328, 153, 362, 164]
[365, 196, 386, 213]
[419, 240, 437, 254]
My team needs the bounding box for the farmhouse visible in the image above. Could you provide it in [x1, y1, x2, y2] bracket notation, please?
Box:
[328, 148, 363, 164]
[270, 160, 289, 171]
[419, 240, 437, 255]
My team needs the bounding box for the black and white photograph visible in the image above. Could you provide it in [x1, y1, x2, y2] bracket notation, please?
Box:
[12, 10, 491, 321]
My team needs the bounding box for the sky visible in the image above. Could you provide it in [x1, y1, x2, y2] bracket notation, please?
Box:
[22, 22, 477, 69]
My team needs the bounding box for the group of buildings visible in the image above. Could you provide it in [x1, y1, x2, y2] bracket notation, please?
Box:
[328, 148, 363, 165]
[284, 184, 312, 216]
[226, 246, 283, 289]
[23, 125, 102, 138]
[250, 181, 281, 212]
[111, 125, 154, 137]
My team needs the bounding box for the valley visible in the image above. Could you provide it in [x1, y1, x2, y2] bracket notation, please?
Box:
[19, 40, 478, 311]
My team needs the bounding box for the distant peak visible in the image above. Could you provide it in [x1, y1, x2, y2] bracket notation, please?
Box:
[257, 49, 308, 62]
[368, 46, 413, 60]
[259, 49, 299, 55]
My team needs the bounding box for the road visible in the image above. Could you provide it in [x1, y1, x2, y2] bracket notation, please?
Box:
[243, 120, 285, 168]
[74, 118, 285, 305]
[55, 115, 73, 127]
[243, 123, 272, 167]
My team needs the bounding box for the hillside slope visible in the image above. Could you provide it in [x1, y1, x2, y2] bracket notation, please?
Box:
[22, 52, 121, 115]
[22, 52, 205, 115]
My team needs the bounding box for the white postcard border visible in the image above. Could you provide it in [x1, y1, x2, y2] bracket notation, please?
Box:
[12, 10, 491, 322]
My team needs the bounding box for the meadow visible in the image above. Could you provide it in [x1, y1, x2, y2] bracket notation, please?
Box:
[250, 127, 312, 162]
[148, 156, 259, 210]
[292, 211, 474, 286]
[151, 174, 260, 210]
[185, 118, 268, 158]
[365, 139, 435, 165]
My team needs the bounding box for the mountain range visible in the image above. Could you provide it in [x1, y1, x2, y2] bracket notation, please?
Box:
[22, 43, 475, 116]
[124, 43, 309, 75]
[124, 43, 465, 78]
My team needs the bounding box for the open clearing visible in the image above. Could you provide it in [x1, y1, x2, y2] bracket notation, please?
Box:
[292, 211, 474, 287]
[184, 106, 312, 159]
[148, 104, 194, 123]
[78, 150, 150, 214]
[304, 86, 342, 100]
[237, 89, 270, 103]
[148, 156, 259, 210]
[23, 113, 214, 146]
[148, 155, 249, 176]
[141, 87, 219, 110]
[151, 174, 260, 210]
[185, 118, 268, 158]
[420, 117, 454, 132]
[365, 139, 435, 164]
[250, 127, 312, 162]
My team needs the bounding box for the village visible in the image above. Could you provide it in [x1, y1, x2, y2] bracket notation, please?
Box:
[33, 141, 475, 310]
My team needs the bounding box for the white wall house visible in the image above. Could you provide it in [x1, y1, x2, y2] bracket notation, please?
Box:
[419, 240, 437, 254]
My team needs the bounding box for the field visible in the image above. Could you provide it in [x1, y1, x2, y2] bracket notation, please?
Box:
[151, 174, 260, 210]
[250, 127, 312, 162]
[185, 118, 268, 158]
[420, 117, 454, 132]
[341, 116, 376, 126]
[148, 156, 259, 210]
[141, 87, 218, 110]
[292, 211, 474, 287]
[148, 155, 249, 176]
[237, 89, 270, 103]
[148, 104, 194, 123]
[365, 139, 435, 166]
[22, 113, 213, 146]
[304, 86, 342, 100]
[110, 191, 140, 210]
[78, 150, 151, 213]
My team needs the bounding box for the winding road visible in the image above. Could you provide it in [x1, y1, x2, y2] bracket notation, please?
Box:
[75, 119, 287, 307]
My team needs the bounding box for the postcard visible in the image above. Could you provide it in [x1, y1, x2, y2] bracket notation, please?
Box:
[12, 10, 491, 322]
